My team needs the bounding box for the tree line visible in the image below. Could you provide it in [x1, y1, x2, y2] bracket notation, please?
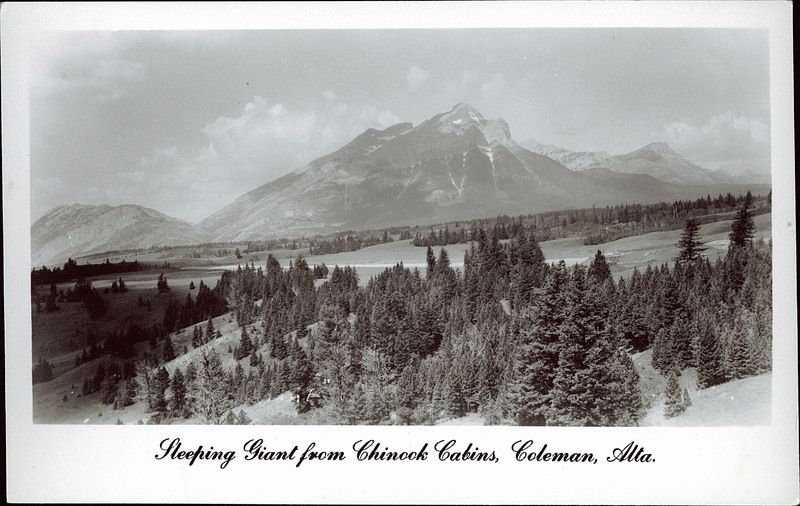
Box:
[31, 258, 149, 285]
[412, 192, 769, 247]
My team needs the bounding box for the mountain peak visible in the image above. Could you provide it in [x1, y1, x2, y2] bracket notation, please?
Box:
[640, 142, 675, 154]
[451, 102, 480, 114]
[440, 102, 485, 125]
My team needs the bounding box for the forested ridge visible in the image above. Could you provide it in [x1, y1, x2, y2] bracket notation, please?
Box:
[412, 192, 770, 247]
[36, 195, 771, 425]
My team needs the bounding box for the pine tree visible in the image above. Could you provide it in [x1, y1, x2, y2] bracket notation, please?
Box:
[192, 326, 202, 348]
[730, 329, 753, 380]
[197, 349, 228, 424]
[663, 370, 686, 418]
[587, 250, 612, 285]
[729, 191, 755, 248]
[270, 330, 288, 360]
[163, 335, 176, 362]
[544, 264, 644, 427]
[236, 409, 252, 425]
[696, 327, 725, 389]
[237, 326, 253, 360]
[171, 367, 187, 417]
[205, 317, 215, 342]
[509, 263, 568, 425]
[32, 357, 54, 383]
[152, 366, 170, 414]
[677, 219, 705, 264]
[157, 273, 170, 293]
[426, 246, 436, 279]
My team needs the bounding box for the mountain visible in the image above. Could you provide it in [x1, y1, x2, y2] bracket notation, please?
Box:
[200, 103, 698, 241]
[521, 138, 736, 186]
[31, 204, 212, 268]
[520, 139, 613, 172]
[34, 105, 769, 261]
[605, 142, 735, 185]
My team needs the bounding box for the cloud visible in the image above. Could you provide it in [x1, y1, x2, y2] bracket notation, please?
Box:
[140, 146, 179, 166]
[323, 89, 337, 101]
[480, 73, 507, 98]
[662, 111, 770, 172]
[406, 65, 430, 92]
[131, 97, 401, 222]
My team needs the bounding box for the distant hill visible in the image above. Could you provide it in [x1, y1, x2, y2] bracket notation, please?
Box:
[31, 204, 212, 268]
[520, 138, 764, 187]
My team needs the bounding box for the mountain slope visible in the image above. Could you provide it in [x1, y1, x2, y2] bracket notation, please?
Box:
[31, 204, 212, 268]
[520, 138, 613, 172]
[200, 103, 698, 242]
[606, 142, 734, 185]
[521, 139, 736, 186]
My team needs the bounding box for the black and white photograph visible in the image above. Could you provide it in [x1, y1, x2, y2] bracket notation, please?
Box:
[4, 2, 797, 504]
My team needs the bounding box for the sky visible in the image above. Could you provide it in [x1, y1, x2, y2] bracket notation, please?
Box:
[29, 28, 771, 224]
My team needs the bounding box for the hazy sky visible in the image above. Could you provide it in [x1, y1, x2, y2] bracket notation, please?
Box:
[30, 28, 770, 223]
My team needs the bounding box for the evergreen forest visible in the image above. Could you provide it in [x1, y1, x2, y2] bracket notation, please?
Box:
[46, 194, 770, 425]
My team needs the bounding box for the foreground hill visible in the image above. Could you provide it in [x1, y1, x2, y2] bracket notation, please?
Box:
[200, 103, 742, 242]
[632, 348, 771, 426]
[31, 204, 212, 268]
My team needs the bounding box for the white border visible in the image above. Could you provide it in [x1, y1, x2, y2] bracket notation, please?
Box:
[3, 2, 797, 504]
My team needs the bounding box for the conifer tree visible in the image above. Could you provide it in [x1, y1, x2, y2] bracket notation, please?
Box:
[237, 326, 253, 360]
[425, 246, 436, 279]
[270, 330, 288, 360]
[729, 191, 755, 247]
[663, 370, 686, 418]
[696, 327, 725, 389]
[587, 250, 612, 285]
[157, 273, 170, 293]
[205, 316, 215, 342]
[152, 366, 170, 414]
[677, 219, 705, 264]
[171, 367, 187, 417]
[163, 335, 176, 362]
[509, 262, 568, 425]
[197, 349, 228, 424]
[546, 265, 643, 426]
[191, 326, 201, 348]
[730, 329, 753, 380]
[236, 409, 252, 425]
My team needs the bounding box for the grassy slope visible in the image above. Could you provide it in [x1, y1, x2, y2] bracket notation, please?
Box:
[633, 349, 772, 426]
